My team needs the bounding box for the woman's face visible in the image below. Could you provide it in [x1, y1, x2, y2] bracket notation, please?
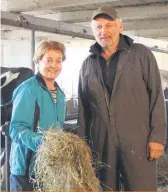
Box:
[38, 49, 63, 83]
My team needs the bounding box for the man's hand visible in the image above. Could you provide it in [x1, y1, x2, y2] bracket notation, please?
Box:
[148, 142, 164, 161]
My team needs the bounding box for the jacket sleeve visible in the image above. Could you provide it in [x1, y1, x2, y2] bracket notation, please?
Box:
[142, 47, 166, 145]
[9, 83, 42, 152]
[77, 66, 90, 139]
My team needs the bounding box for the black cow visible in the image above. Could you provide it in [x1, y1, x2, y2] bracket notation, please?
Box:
[1, 67, 34, 160]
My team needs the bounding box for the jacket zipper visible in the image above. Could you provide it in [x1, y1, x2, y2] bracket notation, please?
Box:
[104, 91, 110, 116]
[96, 57, 111, 116]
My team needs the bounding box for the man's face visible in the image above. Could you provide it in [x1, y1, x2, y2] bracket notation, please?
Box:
[91, 17, 123, 49]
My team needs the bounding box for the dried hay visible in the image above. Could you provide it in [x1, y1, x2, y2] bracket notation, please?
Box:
[157, 151, 168, 188]
[34, 128, 100, 192]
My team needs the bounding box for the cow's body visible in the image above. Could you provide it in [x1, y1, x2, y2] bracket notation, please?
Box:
[1, 67, 34, 155]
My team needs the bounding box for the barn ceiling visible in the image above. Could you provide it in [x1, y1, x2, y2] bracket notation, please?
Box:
[1, 0, 168, 43]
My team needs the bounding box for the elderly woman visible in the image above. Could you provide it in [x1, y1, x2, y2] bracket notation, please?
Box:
[9, 41, 66, 191]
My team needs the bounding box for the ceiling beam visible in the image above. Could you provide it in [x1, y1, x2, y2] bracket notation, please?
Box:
[124, 18, 168, 31]
[34, 3, 168, 23]
[1, 11, 94, 40]
[119, 2, 168, 21]
[1, 29, 94, 42]
[123, 28, 168, 39]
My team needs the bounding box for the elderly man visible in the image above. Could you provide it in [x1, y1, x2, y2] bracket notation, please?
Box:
[77, 6, 166, 191]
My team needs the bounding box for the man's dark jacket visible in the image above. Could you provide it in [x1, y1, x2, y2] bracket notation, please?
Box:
[77, 35, 166, 188]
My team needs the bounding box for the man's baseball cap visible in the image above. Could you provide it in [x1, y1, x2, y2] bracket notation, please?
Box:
[91, 6, 119, 20]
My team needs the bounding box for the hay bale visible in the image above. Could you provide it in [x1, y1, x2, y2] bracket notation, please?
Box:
[34, 128, 100, 191]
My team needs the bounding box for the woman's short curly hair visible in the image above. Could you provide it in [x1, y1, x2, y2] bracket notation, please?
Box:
[33, 40, 66, 63]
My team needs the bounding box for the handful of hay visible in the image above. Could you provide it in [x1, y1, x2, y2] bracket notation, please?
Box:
[34, 128, 100, 192]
